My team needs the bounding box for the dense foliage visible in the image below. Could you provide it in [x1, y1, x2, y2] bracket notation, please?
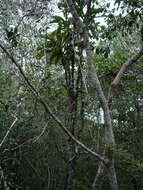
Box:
[0, 0, 143, 190]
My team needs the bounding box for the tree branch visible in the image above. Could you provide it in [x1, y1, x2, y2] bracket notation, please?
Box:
[33, 123, 48, 143]
[0, 115, 18, 149]
[0, 43, 107, 164]
[92, 162, 104, 190]
[108, 47, 143, 105]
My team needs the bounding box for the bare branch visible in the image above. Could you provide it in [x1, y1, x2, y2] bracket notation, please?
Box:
[92, 162, 104, 190]
[0, 43, 107, 164]
[0, 43, 39, 96]
[33, 123, 48, 143]
[108, 47, 143, 105]
[0, 115, 18, 149]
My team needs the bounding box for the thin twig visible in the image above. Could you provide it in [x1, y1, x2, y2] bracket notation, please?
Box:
[0, 115, 18, 149]
[92, 162, 104, 190]
[33, 123, 48, 143]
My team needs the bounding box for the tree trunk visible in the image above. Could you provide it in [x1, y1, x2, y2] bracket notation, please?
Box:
[66, 99, 77, 190]
[66, 62, 78, 190]
[67, 142, 76, 190]
[86, 41, 118, 190]
[65, 1, 119, 189]
[106, 160, 118, 190]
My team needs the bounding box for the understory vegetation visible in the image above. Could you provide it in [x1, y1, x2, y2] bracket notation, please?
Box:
[0, 0, 143, 190]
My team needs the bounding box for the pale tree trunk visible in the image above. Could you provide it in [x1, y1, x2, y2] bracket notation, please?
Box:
[106, 160, 118, 190]
[87, 40, 118, 190]
[65, 1, 118, 190]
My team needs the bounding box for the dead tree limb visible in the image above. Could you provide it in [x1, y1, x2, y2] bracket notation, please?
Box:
[0, 43, 107, 164]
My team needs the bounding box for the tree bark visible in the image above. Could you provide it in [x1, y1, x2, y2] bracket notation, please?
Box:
[66, 59, 77, 190]
[65, 1, 118, 189]
[106, 160, 118, 190]
[66, 91, 77, 190]
[67, 142, 76, 190]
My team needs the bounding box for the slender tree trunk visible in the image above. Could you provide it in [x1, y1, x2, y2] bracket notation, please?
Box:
[106, 160, 118, 190]
[66, 97, 77, 190]
[65, 59, 78, 190]
[92, 163, 103, 190]
[67, 142, 76, 190]
[65, 1, 118, 189]
[86, 39, 118, 190]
